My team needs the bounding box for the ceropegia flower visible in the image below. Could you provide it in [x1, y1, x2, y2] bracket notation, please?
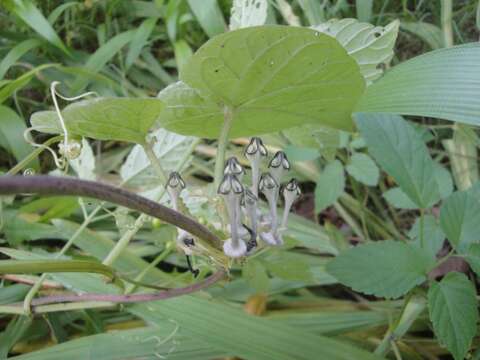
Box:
[218, 173, 247, 258]
[258, 172, 282, 246]
[166, 171, 186, 211]
[280, 178, 301, 230]
[166, 172, 198, 276]
[224, 156, 245, 181]
[244, 137, 267, 197]
[268, 151, 290, 185]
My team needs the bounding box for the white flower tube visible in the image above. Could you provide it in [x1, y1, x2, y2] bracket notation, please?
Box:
[218, 174, 247, 258]
[244, 137, 267, 197]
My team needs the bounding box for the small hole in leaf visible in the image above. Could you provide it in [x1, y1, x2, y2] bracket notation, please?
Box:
[376, 63, 386, 70]
[374, 32, 381, 38]
[214, 69, 219, 73]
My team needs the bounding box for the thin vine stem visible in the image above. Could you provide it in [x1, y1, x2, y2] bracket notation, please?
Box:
[213, 106, 234, 191]
[0, 176, 221, 248]
[2, 270, 226, 314]
[102, 138, 203, 265]
[7, 135, 63, 175]
[22, 203, 104, 314]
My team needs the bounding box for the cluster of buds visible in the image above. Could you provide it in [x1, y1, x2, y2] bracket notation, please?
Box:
[218, 138, 301, 258]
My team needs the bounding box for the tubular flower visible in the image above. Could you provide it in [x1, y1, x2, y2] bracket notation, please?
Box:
[218, 174, 247, 258]
[244, 137, 267, 197]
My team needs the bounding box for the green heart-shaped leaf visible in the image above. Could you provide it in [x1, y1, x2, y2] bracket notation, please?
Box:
[158, 25, 365, 139]
[30, 98, 164, 144]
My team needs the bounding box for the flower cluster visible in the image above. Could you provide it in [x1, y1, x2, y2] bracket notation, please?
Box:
[219, 137, 301, 258]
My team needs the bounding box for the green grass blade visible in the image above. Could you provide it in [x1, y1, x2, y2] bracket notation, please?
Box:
[0, 38, 42, 79]
[187, 0, 226, 37]
[125, 18, 156, 69]
[5, 0, 70, 55]
[356, 43, 480, 126]
[130, 296, 385, 360]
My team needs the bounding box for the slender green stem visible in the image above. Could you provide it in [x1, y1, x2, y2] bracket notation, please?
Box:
[143, 139, 167, 184]
[441, 0, 454, 47]
[7, 135, 63, 175]
[22, 204, 103, 314]
[213, 106, 234, 191]
[375, 295, 426, 356]
[333, 202, 365, 241]
[125, 243, 174, 294]
[102, 139, 203, 266]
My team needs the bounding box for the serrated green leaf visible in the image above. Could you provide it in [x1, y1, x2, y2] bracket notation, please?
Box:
[158, 26, 365, 138]
[383, 187, 418, 210]
[409, 215, 445, 261]
[315, 160, 345, 213]
[314, 18, 399, 83]
[428, 272, 478, 360]
[230, 0, 267, 30]
[356, 43, 480, 126]
[30, 98, 163, 144]
[356, 113, 440, 208]
[345, 152, 379, 186]
[327, 240, 432, 299]
[440, 184, 480, 253]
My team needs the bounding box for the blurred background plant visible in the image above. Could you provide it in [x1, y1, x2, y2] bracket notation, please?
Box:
[0, 0, 480, 359]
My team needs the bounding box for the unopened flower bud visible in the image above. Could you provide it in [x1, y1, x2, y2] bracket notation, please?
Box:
[166, 172, 186, 211]
[224, 156, 245, 180]
[281, 178, 301, 229]
[268, 151, 290, 185]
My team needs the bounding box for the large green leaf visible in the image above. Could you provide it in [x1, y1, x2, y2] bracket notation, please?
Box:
[314, 18, 399, 83]
[356, 113, 440, 208]
[30, 98, 164, 144]
[158, 25, 365, 138]
[12, 325, 225, 360]
[130, 296, 384, 360]
[439, 184, 480, 253]
[356, 43, 480, 126]
[327, 240, 433, 299]
[428, 272, 478, 360]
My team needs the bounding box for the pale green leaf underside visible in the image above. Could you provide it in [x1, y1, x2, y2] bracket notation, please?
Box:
[314, 18, 399, 83]
[428, 272, 478, 360]
[158, 25, 365, 138]
[327, 240, 432, 299]
[30, 97, 164, 144]
[356, 43, 480, 126]
[230, 0, 267, 30]
[356, 113, 440, 208]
